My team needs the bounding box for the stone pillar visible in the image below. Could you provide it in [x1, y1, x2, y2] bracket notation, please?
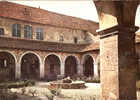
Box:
[15, 62, 21, 79]
[60, 62, 65, 76]
[77, 64, 83, 76]
[94, 63, 99, 78]
[97, 25, 139, 100]
[40, 61, 44, 79]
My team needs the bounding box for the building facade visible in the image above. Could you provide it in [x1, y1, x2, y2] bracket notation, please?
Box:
[0, 1, 100, 81]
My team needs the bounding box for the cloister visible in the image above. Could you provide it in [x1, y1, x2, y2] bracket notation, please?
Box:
[0, 1, 140, 100]
[0, 50, 99, 80]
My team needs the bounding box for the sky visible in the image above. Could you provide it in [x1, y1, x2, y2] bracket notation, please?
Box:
[9, 0, 140, 27]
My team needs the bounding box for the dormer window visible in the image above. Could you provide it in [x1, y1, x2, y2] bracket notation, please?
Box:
[23, 8, 31, 16]
[24, 25, 32, 39]
[12, 24, 21, 37]
[0, 28, 4, 35]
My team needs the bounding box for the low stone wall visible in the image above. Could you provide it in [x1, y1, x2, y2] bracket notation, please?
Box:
[50, 81, 86, 89]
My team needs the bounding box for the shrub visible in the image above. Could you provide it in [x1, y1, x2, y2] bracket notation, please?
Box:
[0, 80, 36, 89]
[28, 88, 37, 97]
[48, 84, 61, 96]
[24, 80, 35, 86]
[45, 94, 54, 100]
[21, 87, 26, 95]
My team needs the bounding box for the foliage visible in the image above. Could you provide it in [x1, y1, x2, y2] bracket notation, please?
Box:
[0, 80, 35, 89]
[24, 80, 35, 86]
[28, 88, 37, 96]
[45, 94, 54, 100]
[48, 84, 62, 96]
[21, 87, 26, 95]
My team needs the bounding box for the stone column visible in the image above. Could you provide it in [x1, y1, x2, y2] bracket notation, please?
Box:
[15, 62, 21, 79]
[60, 62, 65, 76]
[94, 63, 99, 78]
[77, 64, 83, 76]
[40, 61, 44, 79]
[97, 25, 139, 100]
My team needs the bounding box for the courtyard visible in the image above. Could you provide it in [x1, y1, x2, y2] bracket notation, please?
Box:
[1, 1, 140, 100]
[0, 80, 140, 100]
[0, 80, 101, 100]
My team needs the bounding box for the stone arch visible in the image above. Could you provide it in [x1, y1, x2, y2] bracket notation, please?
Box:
[0, 50, 17, 81]
[43, 53, 62, 66]
[0, 50, 17, 63]
[81, 54, 95, 65]
[44, 53, 62, 81]
[81, 54, 95, 77]
[64, 55, 80, 77]
[19, 51, 42, 80]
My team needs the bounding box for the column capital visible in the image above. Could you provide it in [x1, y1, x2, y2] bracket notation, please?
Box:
[96, 25, 139, 39]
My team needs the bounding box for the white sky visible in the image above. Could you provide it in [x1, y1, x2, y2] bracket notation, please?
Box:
[10, 0, 98, 22]
[9, 0, 140, 27]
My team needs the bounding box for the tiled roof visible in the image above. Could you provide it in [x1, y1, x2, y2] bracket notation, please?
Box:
[0, 1, 99, 35]
[0, 36, 99, 53]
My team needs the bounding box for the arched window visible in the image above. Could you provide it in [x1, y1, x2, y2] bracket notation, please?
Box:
[36, 28, 43, 40]
[12, 24, 21, 37]
[24, 25, 32, 39]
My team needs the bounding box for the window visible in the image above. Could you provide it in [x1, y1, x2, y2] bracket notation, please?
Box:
[74, 37, 78, 44]
[0, 28, 4, 35]
[12, 24, 21, 37]
[59, 35, 64, 42]
[24, 25, 32, 39]
[36, 28, 43, 40]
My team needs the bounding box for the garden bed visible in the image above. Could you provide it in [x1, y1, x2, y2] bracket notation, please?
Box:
[0, 80, 35, 89]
